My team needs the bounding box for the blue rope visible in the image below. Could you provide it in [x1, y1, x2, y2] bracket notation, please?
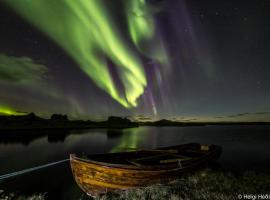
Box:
[0, 159, 69, 181]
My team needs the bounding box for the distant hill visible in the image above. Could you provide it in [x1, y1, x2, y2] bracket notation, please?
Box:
[0, 113, 138, 130]
[139, 119, 270, 126]
[1, 113, 269, 131]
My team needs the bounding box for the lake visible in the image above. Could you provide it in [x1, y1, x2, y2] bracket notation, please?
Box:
[0, 125, 270, 199]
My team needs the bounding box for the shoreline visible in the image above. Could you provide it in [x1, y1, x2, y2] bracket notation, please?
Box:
[1, 168, 270, 200]
[1, 122, 270, 132]
[1, 113, 270, 132]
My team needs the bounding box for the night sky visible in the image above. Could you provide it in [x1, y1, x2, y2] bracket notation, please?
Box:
[0, 0, 270, 122]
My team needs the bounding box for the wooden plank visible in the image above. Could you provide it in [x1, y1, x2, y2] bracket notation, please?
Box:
[159, 158, 193, 164]
[69, 143, 222, 197]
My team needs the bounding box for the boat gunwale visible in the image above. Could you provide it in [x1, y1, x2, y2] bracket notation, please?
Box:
[70, 144, 221, 171]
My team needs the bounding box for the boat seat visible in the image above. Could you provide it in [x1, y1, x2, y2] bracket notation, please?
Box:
[159, 157, 193, 164]
[128, 151, 192, 166]
[125, 159, 144, 167]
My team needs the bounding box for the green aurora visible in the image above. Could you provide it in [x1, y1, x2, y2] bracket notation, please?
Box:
[0, 54, 48, 85]
[125, 0, 168, 65]
[0, 106, 26, 116]
[3, 0, 167, 108]
[0, 54, 64, 116]
[110, 128, 147, 153]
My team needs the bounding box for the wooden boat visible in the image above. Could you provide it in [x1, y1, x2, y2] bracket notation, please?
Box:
[70, 143, 222, 197]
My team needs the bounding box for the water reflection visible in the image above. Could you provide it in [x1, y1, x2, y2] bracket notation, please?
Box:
[110, 128, 149, 152]
[0, 126, 270, 199]
[0, 129, 109, 145]
[106, 129, 124, 139]
[0, 128, 150, 199]
[0, 131, 45, 145]
[47, 132, 68, 143]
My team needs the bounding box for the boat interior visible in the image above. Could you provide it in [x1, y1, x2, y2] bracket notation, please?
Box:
[82, 143, 215, 167]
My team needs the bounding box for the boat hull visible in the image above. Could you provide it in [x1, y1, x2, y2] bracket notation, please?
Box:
[70, 143, 222, 197]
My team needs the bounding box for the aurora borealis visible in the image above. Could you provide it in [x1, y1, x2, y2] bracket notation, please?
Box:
[3, 0, 152, 108]
[1, 0, 270, 121]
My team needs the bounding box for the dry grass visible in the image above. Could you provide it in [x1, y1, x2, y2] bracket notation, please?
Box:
[0, 192, 45, 200]
[92, 169, 270, 200]
[2, 169, 270, 200]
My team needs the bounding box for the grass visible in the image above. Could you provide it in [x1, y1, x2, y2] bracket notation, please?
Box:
[0, 192, 45, 200]
[92, 169, 270, 200]
[2, 169, 270, 200]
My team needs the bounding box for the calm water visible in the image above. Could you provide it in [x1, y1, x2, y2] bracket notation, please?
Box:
[0, 125, 270, 199]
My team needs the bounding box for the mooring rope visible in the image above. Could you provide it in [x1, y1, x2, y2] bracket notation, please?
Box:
[0, 159, 69, 181]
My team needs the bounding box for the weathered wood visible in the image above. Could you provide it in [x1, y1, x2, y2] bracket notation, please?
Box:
[70, 143, 222, 197]
[159, 158, 193, 164]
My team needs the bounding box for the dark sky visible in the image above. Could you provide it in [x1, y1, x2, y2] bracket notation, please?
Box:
[0, 0, 270, 121]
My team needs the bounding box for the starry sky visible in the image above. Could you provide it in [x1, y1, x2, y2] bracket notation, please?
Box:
[0, 0, 270, 121]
